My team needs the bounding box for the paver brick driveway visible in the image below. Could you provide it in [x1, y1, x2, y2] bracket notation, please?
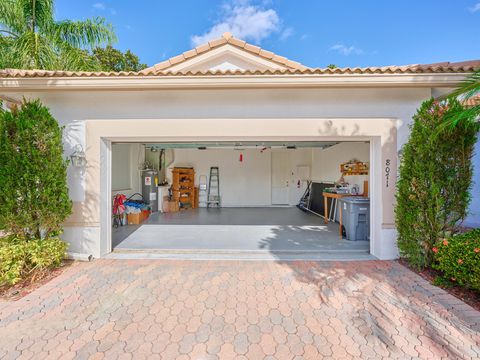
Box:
[0, 259, 479, 359]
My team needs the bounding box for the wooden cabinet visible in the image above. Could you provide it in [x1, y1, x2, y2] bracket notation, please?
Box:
[172, 167, 196, 210]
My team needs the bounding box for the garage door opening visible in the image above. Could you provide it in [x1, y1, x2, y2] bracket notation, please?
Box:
[110, 141, 372, 259]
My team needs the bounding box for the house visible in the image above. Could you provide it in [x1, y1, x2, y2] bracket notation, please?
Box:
[1, 32, 478, 259]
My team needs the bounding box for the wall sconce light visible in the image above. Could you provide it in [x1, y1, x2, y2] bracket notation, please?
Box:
[70, 144, 86, 167]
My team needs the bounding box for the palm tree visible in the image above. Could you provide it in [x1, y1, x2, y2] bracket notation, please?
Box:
[441, 70, 480, 131]
[0, 0, 116, 70]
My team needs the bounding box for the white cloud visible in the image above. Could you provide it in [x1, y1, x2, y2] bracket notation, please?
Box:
[191, 3, 280, 46]
[329, 44, 364, 56]
[92, 2, 116, 15]
[280, 27, 294, 41]
[92, 2, 106, 10]
[469, 2, 480, 12]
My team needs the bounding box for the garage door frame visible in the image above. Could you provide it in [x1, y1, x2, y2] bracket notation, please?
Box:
[97, 129, 390, 258]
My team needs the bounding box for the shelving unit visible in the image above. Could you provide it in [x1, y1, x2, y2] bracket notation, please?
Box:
[172, 167, 196, 210]
[340, 161, 369, 176]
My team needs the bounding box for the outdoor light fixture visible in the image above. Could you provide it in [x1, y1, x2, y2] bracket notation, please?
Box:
[70, 144, 86, 167]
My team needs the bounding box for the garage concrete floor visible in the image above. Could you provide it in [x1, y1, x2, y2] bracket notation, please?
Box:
[112, 208, 371, 259]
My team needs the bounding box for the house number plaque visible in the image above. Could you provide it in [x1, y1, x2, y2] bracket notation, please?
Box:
[385, 159, 391, 187]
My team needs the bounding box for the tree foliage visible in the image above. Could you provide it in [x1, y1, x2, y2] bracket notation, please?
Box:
[441, 70, 480, 131]
[0, 0, 116, 70]
[395, 98, 477, 269]
[0, 100, 72, 240]
[90, 45, 147, 72]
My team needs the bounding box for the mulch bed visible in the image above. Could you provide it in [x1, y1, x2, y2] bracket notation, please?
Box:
[398, 259, 480, 312]
[0, 260, 75, 301]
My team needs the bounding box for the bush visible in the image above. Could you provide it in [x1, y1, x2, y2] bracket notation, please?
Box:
[0, 236, 67, 286]
[432, 229, 480, 291]
[395, 98, 477, 269]
[0, 100, 72, 240]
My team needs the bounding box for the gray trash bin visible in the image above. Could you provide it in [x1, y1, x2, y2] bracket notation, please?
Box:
[339, 197, 370, 241]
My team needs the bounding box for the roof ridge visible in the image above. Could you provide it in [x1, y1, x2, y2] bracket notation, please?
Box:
[140, 32, 308, 74]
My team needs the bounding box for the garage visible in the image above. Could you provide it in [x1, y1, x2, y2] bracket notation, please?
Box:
[3, 31, 467, 260]
[110, 141, 372, 259]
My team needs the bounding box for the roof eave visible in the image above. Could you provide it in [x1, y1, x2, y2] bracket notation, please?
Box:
[0, 72, 470, 92]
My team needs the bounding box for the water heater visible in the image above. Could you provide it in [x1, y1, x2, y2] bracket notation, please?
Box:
[141, 170, 158, 212]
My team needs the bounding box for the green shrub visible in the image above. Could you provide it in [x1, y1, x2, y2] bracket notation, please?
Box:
[395, 98, 477, 269]
[0, 100, 72, 240]
[0, 236, 67, 286]
[432, 229, 480, 291]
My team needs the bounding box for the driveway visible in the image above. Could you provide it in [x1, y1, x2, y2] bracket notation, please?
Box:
[0, 260, 479, 359]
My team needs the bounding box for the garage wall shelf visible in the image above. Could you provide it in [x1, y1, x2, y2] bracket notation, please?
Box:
[340, 161, 369, 176]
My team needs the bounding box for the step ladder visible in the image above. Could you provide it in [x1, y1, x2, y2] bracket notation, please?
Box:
[207, 167, 221, 208]
[198, 175, 208, 207]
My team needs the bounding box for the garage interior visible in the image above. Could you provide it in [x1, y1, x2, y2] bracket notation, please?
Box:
[111, 141, 371, 258]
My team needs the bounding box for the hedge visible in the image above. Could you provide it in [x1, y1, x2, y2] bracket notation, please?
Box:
[395, 98, 477, 268]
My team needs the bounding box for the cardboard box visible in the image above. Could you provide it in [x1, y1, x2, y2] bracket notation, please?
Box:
[127, 213, 142, 225]
[163, 199, 179, 213]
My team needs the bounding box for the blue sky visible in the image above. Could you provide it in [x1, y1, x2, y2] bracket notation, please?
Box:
[56, 0, 480, 68]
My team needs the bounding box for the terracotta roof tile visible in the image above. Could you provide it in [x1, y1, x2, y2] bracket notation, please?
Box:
[1, 54, 479, 79]
[138, 32, 309, 74]
[228, 37, 246, 48]
[208, 37, 228, 47]
[258, 49, 274, 59]
[168, 54, 185, 65]
[463, 94, 480, 107]
[272, 55, 288, 63]
[243, 43, 261, 55]
[153, 60, 170, 71]
[182, 49, 197, 59]
[222, 31, 234, 40]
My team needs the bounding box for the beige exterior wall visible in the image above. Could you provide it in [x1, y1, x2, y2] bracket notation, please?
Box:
[7, 86, 433, 258]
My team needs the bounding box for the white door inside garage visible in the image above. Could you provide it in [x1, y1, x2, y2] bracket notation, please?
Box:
[271, 150, 290, 205]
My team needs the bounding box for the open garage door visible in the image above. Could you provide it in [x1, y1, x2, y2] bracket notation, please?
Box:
[110, 141, 372, 260]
